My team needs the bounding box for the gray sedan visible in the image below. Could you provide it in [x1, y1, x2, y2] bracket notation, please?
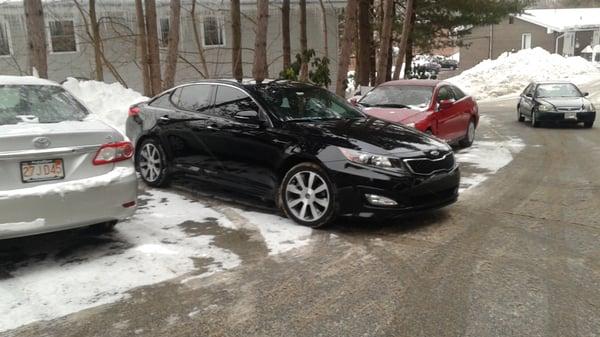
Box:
[0, 76, 138, 239]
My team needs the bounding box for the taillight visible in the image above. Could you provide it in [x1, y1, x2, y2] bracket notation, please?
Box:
[93, 141, 134, 165]
[128, 106, 141, 117]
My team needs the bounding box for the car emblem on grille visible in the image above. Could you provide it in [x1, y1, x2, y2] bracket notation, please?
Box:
[429, 150, 440, 157]
[33, 137, 51, 149]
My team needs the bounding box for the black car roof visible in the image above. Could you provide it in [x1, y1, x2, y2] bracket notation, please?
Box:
[177, 78, 316, 90]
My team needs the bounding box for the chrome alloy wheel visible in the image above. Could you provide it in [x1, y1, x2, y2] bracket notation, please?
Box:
[285, 171, 330, 222]
[139, 143, 162, 182]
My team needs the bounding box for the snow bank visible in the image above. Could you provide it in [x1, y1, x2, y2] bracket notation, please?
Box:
[62, 78, 148, 134]
[448, 47, 600, 101]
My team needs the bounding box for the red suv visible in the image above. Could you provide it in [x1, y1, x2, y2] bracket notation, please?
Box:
[353, 80, 479, 147]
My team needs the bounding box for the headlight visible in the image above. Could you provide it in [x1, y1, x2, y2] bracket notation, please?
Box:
[538, 103, 555, 112]
[406, 123, 416, 128]
[338, 147, 394, 169]
[584, 102, 596, 111]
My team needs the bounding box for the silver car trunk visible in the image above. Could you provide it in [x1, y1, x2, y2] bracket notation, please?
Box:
[0, 120, 123, 191]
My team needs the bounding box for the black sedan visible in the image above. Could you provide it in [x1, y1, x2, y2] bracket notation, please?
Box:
[517, 81, 596, 128]
[126, 80, 460, 228]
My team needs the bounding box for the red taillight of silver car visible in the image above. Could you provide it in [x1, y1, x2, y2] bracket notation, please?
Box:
[93, 141, 134, 165]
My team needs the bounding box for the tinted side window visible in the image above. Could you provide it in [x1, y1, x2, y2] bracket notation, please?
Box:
[149, 92, 173, 108]
[451, 86, 466, 100]
[213, 86, 259, 118]
[175, 85, 213, 112]
[437, 86, 454, 101]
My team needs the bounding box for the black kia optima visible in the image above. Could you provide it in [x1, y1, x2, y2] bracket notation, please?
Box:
[126, 80, 460, 227]
[517, 81, 596, 128]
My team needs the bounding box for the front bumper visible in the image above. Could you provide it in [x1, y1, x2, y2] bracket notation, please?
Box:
[536, 110, 596, 123]
[325, 161, 460, 219]
[0, 163, 138, 239]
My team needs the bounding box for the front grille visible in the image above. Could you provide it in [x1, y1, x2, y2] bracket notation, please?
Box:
[557, 107, 581, 112]
[404, 153, 455, 176]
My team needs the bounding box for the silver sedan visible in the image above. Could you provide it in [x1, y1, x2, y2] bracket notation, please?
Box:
[0, 76, 138, 239]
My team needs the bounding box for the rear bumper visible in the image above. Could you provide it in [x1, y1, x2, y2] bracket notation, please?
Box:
[0, 163, 138, 239]
[325, 161, 460, 219]
[536, 110, 596, 122]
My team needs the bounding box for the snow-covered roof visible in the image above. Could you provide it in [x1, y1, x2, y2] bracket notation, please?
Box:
[516, 8, 600, 33]
[0, 76, 60, 86]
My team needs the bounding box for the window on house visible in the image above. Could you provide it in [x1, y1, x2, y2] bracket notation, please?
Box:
[0, 21, 10, 56]
[521, 33, 532, 50]
[159, 17, 169, 48]
[203, 17, 225, 46]
[49, 20, 76, 52]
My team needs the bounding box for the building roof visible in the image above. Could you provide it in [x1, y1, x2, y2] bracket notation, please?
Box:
[516, 8, 600, 33]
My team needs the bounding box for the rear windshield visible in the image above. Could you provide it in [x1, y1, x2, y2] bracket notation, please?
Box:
[359, 85, 433, 110]
[0, 85, 88, 125]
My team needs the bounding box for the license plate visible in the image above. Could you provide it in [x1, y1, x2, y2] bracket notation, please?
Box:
[20, 159, 65, 183]
[565, 111, 577, 119]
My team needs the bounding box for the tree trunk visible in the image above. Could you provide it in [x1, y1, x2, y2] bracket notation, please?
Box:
[318, 0, 329, 60]
[392, 0, 415, 80]
[376, 0, 393, 85]
[335, 0, 359, 97]
[190, 1, 209, 78]
[299, 0, 309, 82]
[404, 34, 414, 79]
[231, 0, 243, 82]
[135, 0, 151, 96]
[281, 0, 291, 70]
[88, 0, 103, 81]
[357, 0, 371, 86]
[145, 0, 161, 95]
[162, 0, 180, 90]
[252, 0, 269, 83]
[24, 0, 47, 78]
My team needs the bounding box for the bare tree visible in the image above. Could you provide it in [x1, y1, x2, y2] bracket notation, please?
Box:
[299, 0, 308, 82]
[190, 1, 209, 78]
[135, 0, 151, 95]
[88, 0, 103, 80]
[231, 0, 243, 82]
[253, 0, 269, 83]
[145, 0, 162, 95]
[392, 0, 415, 80]
[24, 0, 48, 78]
[163, 0, 181, 89]
[376, 0, 393, 85]
[318, 0, 329, 59]
[335, 0, 359, 97]
[357, 0, 372, 86]
[281, 0, 291, 70]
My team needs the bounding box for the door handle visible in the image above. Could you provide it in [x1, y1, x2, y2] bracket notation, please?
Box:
[206, 123, 219, 130]
[158, 116, 171, 124]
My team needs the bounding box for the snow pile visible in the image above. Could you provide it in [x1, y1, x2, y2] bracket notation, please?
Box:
[448, 47, 600, 101]
[62, 78, 148, 134]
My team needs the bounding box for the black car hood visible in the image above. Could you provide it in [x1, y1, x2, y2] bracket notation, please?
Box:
[286, 117, 450, 156]
[538, 97, 588, 108]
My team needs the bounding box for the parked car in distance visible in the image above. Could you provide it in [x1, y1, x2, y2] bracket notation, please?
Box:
[354, 80, 479, 147]
[127, 80, 460, 228]
[439, 58, 459, 70]
[517, 81, 596, 128]
[0, 76, 138, 239]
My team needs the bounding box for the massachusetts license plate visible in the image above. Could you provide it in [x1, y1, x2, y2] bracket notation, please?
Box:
[20, 159, 65, 183]
[565, 111, 577, 119]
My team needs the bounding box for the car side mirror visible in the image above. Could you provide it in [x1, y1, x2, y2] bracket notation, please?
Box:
[583, 92, 589, 97]
[349, 97, 359, 107]
[234, 110, 261, 124]
[438, 99, 455, 110]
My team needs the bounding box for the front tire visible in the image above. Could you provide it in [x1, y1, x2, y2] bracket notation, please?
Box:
[517, 106, 525, 122]
[459, 120, 476, 148]
[136, 138, 170, 187]
[531, 110, 540, 128]
[279, 163, 337, 228]
[583, 121, 594, 128]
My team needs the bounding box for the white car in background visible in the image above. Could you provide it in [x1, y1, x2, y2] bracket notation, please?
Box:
[0, 76, 137, 239]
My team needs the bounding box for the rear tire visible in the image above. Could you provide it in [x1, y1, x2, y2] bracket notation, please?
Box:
[136, 138, 170, 187]
[459, 120, 475, 148]
[90, 220, 118, 234]
[278, 162, 337, 228]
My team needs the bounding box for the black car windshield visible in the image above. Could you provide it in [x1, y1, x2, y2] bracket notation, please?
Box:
[535, 83, 582, 98]
[252, 85, 364, 122]
[359, 85, 433, 110]
[0, 85, 88, 125]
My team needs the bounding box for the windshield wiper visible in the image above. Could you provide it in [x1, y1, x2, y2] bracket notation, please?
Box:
[372, 103, 409, 108]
